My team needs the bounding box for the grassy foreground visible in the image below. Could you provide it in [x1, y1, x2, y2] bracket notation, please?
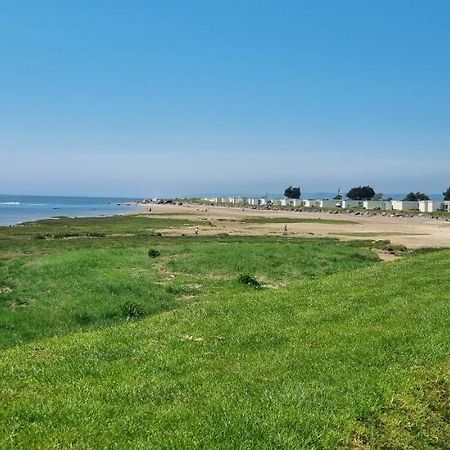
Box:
[1, 215, 450, 448]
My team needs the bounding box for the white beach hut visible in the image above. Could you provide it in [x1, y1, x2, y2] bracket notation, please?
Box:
[419, 200, 443, 213]
[341, 200, 362, 209]
[303, 199, 319, 207]
[317, 199, 336, 208]
[391, 200, 419, 211]
[363, 200, 393, 210]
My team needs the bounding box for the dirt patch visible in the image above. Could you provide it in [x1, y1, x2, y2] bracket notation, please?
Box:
[375, 251, 400, 262]
[0, 286, 12, 294]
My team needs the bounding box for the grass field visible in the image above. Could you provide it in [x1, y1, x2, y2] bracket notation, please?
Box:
[1, 215, 449, 448]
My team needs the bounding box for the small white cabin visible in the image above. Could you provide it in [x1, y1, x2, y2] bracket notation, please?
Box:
[341, 200, 363, 209]
[363, 200, 393, 210]
[392, 200, 419, 211]
[419, 200, 442, 213]
[290, 199, 303, 207]
[317, 199, 335, 208]
[271, 198, 287, 206]
[303, 199, 318, 207]
[247, 198, 260, 206]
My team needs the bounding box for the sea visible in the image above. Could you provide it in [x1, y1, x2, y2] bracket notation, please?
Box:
[0, 195, 145, 226]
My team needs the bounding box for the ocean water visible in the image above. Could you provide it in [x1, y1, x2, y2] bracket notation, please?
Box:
[0, 195, 144, 226]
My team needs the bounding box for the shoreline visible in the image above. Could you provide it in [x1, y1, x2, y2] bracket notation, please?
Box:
[0, 194, 146, 227]
[0, 205, 146, 227]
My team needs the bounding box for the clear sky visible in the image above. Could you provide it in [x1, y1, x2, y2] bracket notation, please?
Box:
[1, 0, 449, 197]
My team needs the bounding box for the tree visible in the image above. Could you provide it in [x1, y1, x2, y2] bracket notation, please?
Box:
[346, 186, 375, 200]
[417, 192, 430, 200]
[372, 193, 383, 201]
[443, 186, 450, 201]
[403, 192, 429, 201]
[284, 186, 301, 199]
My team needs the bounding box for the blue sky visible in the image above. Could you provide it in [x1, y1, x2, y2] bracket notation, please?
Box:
[1, 0, 449, 197]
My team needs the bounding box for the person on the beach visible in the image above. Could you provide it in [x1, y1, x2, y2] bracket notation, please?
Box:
[284, 224, 288, 235]
[195, 226, 199, 235]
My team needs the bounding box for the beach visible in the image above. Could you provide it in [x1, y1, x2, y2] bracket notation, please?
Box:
[140, 202, 450, 249]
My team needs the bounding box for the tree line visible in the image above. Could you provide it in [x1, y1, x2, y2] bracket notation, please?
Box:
[283, 185, 450, 201]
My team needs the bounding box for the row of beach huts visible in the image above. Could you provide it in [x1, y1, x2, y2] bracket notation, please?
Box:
[203, 197, 450, 213]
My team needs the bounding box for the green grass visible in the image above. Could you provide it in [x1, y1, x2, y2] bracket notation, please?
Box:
[0, 226, 378, 349]
[0, 215, 204, 256]
[242, 216, 358, 224]
[1, 215, 449, 448]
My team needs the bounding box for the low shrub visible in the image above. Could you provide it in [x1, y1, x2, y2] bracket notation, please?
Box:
[238, 273, 262, 289]
[119, 301, 146, 319]
[148, 248, 161, 258]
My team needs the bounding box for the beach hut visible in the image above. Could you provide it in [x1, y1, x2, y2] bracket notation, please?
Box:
[290, 199, 303, 207]
[392, 200, 419, 211]
[419, 200, 443, 213]
[303, 199, 317, 207]
[247, 198, 260, 206]
[317, 199, 335, 208]
[341, 200, 363, 209]
[363, 200, 393, 210]
[272, 199, 287, 206]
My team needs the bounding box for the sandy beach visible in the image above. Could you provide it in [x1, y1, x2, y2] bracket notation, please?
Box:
[141, 203, 450, 249]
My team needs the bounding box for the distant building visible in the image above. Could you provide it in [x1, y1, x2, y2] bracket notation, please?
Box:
[342, 200, 363, 209]
[272, 198, 287, 206]
[290, 199, 303, 207]
[419, 200, 443, 213]
[303, 199, 318, 207]
[317, 199, 336, 208]
[392, 200, 419, 211]
[363, 200, 393, 210]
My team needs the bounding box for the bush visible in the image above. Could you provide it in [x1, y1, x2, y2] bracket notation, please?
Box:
[238, 273, 262, 289]
[148, 248, 161, 258]
[119, 301, 146, 319]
